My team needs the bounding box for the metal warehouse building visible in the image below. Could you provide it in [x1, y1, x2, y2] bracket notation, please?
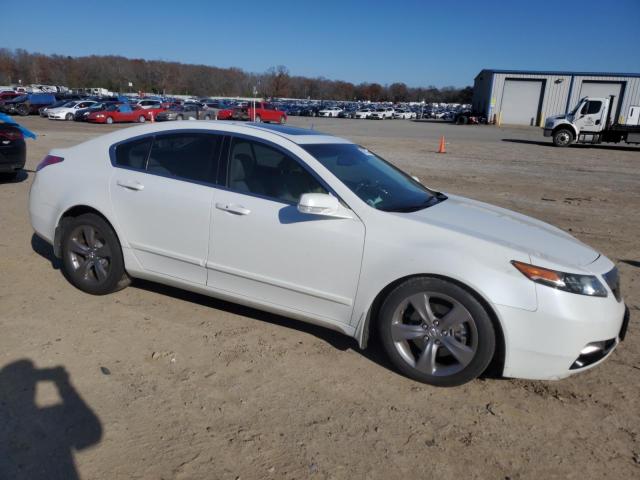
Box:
[472, 69, 640, 126]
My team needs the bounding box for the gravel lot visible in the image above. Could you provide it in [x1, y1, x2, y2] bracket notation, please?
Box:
[1, 116, 638, 480]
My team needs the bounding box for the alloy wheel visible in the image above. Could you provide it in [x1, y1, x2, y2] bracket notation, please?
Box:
[67, 225, 112, 285]
[391, 292, 478, 377]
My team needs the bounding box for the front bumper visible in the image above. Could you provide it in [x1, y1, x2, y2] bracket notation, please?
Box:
[498, 281, 627, 380]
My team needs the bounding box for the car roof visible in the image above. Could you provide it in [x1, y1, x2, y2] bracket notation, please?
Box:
[88, 121, 351, 147]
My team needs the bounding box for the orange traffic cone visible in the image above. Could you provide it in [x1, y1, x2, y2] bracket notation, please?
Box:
[437, 135, 446, 153]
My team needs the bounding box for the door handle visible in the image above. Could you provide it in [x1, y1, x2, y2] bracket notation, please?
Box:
[117, 179, 144, 191]
[215, 202, 250, 215]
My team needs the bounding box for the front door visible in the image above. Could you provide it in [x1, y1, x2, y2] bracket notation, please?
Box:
[206, 136, 365, 325]
[574, 99, 606, 133]
[110, 132, 223, 284]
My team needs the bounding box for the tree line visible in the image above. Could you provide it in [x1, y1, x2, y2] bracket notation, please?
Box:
[0, 49, 472, 103]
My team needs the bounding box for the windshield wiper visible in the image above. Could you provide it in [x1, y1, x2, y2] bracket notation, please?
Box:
[380, 195, 445, 213]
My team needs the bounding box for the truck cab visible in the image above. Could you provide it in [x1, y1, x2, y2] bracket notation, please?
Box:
[544, 96, 640, 147]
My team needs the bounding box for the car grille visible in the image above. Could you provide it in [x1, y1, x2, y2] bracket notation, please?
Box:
[603, 267, 622, 302]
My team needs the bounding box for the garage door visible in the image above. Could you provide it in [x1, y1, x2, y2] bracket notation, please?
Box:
[578, 81, 623, 121]
[500, 80, 543, 126]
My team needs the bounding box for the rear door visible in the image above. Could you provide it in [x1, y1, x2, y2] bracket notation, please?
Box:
[110, 132, 223, 284]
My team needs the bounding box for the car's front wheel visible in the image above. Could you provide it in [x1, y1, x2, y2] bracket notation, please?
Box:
[138, 115, 146, 123]
[61, 213, 130, 295]
[106, 117, 114, 124]
[378, 277, 495, 387]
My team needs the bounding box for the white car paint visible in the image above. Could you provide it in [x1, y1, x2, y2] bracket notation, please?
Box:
[354, 109, 374, 119]
[393, 110, 416, 119]
[136, 100, 162, 109]
[47, 100, 97, 120]
[29, 122, 627, 381]
[369, 107, 395, 119]
[318, 107, 343, 117]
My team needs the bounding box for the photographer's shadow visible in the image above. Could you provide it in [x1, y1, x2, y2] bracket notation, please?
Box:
[0, 360, 102, 480]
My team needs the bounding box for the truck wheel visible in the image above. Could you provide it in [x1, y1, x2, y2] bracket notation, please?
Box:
[553, 129, 574, 147]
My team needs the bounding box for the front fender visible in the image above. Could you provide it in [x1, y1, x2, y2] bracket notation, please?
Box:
[351, 229, 538, 348]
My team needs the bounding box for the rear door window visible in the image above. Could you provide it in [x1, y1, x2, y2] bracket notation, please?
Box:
[114, 137, 153, 170]
[146, 133, 222, 184]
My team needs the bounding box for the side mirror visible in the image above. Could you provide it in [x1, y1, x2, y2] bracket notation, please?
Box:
[298, 193, 352, 219]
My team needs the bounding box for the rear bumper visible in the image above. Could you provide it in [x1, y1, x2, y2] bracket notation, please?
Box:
[0, 143, 26, 171]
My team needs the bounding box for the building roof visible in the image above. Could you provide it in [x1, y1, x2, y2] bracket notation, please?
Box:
[476, 69, 640, 80]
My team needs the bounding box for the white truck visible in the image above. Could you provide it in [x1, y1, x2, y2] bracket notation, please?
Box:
[544, 96, 640, 147]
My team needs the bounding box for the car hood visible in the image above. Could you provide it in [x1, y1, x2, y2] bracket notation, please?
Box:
[404, 194, 599, 267]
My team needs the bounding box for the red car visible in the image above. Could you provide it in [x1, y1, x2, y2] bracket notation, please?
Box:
[218, 102, 287, 123]
[87, 104, 165, 124]
[0, 91, 22, 102]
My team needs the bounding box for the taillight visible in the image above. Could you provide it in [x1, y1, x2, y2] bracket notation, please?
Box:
[0, 129, 23, 141]
[36, 155, 64, 171]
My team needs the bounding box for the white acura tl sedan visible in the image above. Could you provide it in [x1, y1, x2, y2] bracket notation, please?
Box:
[29, 122, 629, 386]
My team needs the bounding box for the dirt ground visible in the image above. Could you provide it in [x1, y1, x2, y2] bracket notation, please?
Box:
[1, 116, 638, 480]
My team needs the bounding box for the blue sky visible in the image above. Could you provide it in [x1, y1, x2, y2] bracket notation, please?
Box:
[1, 0, 639, 87]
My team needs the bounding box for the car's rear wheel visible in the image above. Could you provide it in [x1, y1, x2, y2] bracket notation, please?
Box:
[378, 277, 495, 387]
[106, 117, 114, 124]
[65, 113, 73, 121]
[61, 213, 130, 295]
[138, 115, 146, 123]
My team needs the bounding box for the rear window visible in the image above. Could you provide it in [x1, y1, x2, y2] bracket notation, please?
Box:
[114, 137, 152, 170]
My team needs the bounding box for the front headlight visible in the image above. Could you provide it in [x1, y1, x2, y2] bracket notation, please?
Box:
[511, 260, 607, 297]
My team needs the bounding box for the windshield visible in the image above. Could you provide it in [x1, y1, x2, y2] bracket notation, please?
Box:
[302, 144, 443, 212]
[569, 99, 586, 116]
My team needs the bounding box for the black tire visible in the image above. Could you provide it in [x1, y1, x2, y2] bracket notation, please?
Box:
[138, 115, 146, 123]
[377, 277, 495, 387]
[17, 104, 29, 116]
[106, 116, 114, 124]
[61, 213, 130, 295]
[553, 128, 574, 147]
[254, 115, 262, 123]
[65, 113, 73, 121]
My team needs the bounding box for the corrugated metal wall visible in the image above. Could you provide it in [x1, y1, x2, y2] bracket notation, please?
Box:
[491, 72, 571, 125]
[474, 70, 640, 126]
[567, 76, 640, 124]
